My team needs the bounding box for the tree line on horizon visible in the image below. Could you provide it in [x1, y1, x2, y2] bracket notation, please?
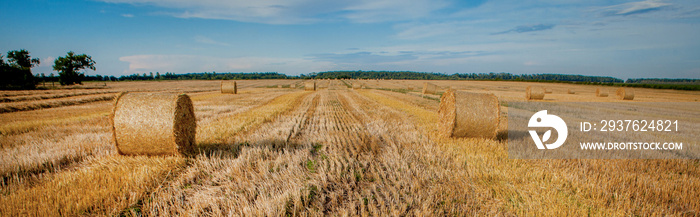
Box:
[112, 71, 628, 83]
[1, 49, 697, 90]
[103, 71, 699, 90]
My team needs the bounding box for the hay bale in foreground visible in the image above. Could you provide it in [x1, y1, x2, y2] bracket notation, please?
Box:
[439, 89, 500, 139]
[221, 80, 237, 94]
[111, 92, 196, 156]
[544, 88, 553, 94]
[596, 88, 608, 97]
[526, 86, 545, 100]
[304, 80, 316, 91]
[423, 82, 438, 94]
[567, 89, 575, 94]
[616, 87, 635, 100]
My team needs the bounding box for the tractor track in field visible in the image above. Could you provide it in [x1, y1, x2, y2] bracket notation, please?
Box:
[142, 89, 475, 215]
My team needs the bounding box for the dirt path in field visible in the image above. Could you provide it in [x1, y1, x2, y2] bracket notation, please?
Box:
[144, 89, 475, 215]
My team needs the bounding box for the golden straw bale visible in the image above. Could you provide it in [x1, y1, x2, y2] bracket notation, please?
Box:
[277, 84, 283, 88]
[596, 88, 608, 97]
[567, 89, 575, 94]
[526, 86, 545, 100]
[352, 83, 362, 89]
[221, 80, 237, 94]
[616, 87, 635, 100]
[111, 92, 196, 156]
[544, 88, 553, 94]
[438, 89, 500, 139]
[422, 82, 438, 94]
[290, 83, 296, 88]
[304, 80, 316, 91]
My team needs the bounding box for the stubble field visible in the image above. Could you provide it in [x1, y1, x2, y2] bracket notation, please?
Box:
[1, 79, 699, 216]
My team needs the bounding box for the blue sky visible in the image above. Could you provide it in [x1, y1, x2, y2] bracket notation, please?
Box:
[1, 0, 699, 79]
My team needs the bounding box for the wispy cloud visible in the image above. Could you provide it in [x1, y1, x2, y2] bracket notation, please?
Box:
[309, 50, 492, 66]
[600, 0, 671, 16]
[121, 13, 134, 18]
[310, 51, 417, 64]
[394, 22, 458, 40]
[340, 0, 449, 23]
[492, 24, 555, 35]
[118, 54, 333, 74]
[98, 0, 450, 24]
[194, 35, 230, 46]
[523, 61, 541, 66]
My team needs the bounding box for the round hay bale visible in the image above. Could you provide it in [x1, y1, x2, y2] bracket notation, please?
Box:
[111, 92, 196, 156]
[544, 88, 553, 94]
[526, 86, 545, 100]
[304, 80, 316, 91]
[277, 84, 283, 88]
[596, 88, 608, 97]
[290, 83, 296, 89]
[422, 82, 438, 94]
[616, 87, 635, 100]
[438, 89, 500, 139]
[352, 83, 362, 89]
[567, 89, 575, 94]
[221, 80, 237, 94]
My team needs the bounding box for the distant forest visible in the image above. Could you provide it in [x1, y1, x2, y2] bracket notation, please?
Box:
[35, 70, 699, 91]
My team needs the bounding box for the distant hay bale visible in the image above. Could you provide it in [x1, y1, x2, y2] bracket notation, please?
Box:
[111, 92, 196, 156]
[567, 89, 575, 94]
[438, 89, 500, 139]
[526, 86, 545, 100]
[290, 83, 296, 88]
[422, 82, 438, 94]
[616, 87, 635, 100]
[221, 81, 237, 94]
[352, 83, 362, 89]
[596, 88, 608, 97]
[407, 86, 415, 91]
[277, 84, 283, 88]
[304, 80, 316, 91]
[544, 88, 553, 94]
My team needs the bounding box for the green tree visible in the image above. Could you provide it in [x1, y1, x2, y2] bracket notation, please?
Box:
[53, 51, 96, 85]
[0, 49, 41, 89]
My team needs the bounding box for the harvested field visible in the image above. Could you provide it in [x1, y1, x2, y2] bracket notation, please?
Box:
[0, 93, 117, 113]
[1, 80, 699, 216]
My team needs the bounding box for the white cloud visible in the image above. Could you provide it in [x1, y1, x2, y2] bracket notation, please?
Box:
[40, 56, 55, 68]
[118, 54, 334, 74]
[98, 0, 448, 24]
[121, 13, 135, 18]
